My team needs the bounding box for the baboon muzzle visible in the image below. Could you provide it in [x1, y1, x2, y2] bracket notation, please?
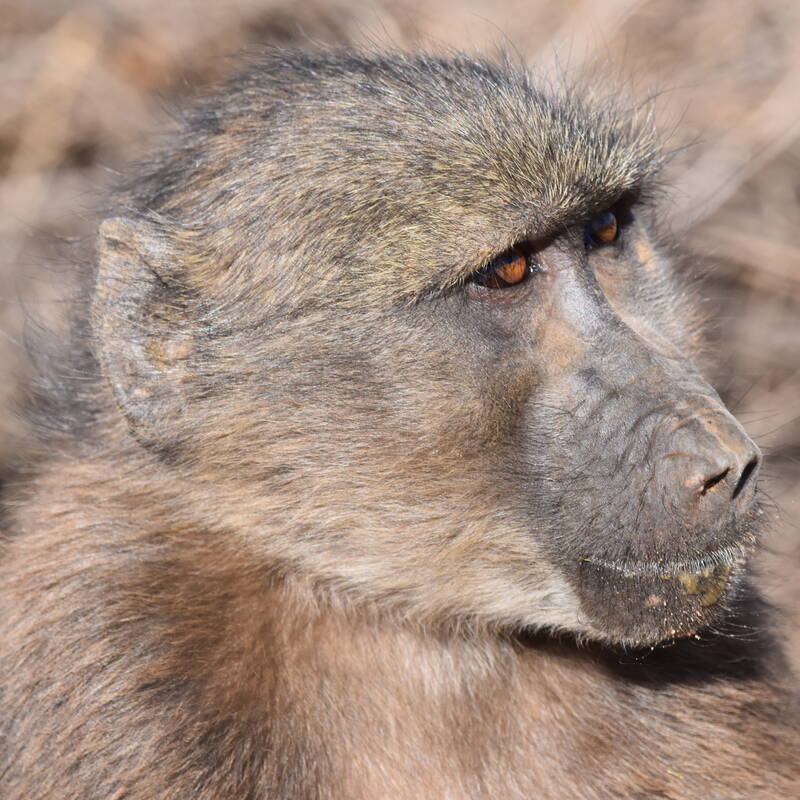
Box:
[533, 320, 762, 644]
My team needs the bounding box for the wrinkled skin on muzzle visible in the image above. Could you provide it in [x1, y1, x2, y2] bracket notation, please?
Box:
[519, 243, 761, 644]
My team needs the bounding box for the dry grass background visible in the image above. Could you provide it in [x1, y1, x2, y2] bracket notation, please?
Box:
[1, 0, 799, 661]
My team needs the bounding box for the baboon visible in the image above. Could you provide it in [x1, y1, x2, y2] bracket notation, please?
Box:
[1, 50, 798, 799]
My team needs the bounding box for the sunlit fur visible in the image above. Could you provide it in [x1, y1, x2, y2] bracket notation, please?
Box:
[0, 50, 798, 799]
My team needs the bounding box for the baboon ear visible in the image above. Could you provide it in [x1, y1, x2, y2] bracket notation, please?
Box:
[93, 216, 195, 448]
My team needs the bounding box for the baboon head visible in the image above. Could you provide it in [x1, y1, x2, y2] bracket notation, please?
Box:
[91, 52, 762, 646]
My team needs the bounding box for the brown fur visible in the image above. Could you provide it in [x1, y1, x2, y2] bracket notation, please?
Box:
[1, 50, 798, 798]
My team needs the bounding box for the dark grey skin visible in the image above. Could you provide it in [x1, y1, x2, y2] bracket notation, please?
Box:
[521, 240, 760, 641]
[0, 51, 796, 799]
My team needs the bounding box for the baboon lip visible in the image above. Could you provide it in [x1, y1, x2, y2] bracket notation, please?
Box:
[574, 545, 751, 645]
[579, 544, 751, 580]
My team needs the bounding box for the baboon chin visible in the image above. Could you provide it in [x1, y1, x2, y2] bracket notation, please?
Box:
[1, 50, 796, 799]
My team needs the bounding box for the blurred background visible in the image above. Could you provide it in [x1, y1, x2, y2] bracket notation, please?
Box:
[1, 0, 799, 661]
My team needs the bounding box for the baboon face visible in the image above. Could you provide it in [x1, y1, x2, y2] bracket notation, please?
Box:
[95, 53, 762, 646]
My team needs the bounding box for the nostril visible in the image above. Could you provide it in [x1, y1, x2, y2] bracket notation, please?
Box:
[732, 457, 759, 500]
[700, 468, 729, 496]
[668, 413, 761, 508]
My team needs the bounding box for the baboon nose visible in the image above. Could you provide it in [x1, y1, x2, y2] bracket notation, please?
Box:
[667, 415, 761, 517]
[691, 449, 760, 504]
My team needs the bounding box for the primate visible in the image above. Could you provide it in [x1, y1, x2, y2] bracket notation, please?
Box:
[0, 50, 798, 799]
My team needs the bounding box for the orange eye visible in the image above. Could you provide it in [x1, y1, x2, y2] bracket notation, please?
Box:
[473, 247, 530, 289]
[585, 211, 618, 247]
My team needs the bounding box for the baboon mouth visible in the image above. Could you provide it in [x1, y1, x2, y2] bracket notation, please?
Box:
[580, 544, 750, 580]
[573, 544, 754, 645]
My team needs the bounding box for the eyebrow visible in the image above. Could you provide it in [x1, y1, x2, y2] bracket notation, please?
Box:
[428, 183, 655, 294]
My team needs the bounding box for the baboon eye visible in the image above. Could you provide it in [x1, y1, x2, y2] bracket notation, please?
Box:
[585, 211, 618, 247]
[472, 246, 531, 289]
